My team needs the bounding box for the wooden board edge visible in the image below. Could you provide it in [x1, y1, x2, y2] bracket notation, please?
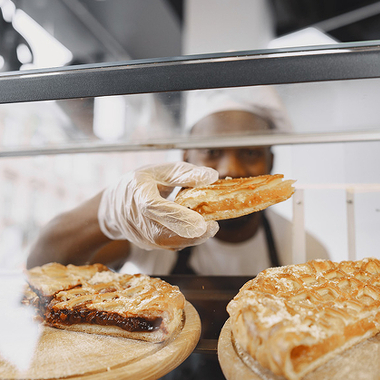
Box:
[218, 318, 259, 380]
[218, 318, 380, 380]
[74, 301, 201, 380]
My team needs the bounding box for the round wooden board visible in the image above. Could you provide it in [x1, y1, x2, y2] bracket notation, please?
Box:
[218, 318, 380, 380]
[0, 302, 200, 380]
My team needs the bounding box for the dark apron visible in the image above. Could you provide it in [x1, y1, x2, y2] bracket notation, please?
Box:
[170, 211, 280, 275]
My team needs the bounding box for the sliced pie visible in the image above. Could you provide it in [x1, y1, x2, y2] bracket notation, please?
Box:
[227, 258, 380, 380]
[175, 174, 295, 221]
[25, 262, 185, 343]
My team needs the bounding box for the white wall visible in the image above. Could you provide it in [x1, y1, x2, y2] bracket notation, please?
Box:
[273, 79, 380, 262]
[183, 0, 275, 54]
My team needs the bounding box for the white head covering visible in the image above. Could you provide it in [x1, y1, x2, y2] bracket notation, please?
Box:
[182, 85, 292, 134]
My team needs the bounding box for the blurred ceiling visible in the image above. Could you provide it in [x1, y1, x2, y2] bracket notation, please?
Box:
[15, 0, 182, 63]
[12, 0, 380, 66]
[271, 0, 380, 43]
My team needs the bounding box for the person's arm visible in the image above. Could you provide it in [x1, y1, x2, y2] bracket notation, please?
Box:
[26, 192, 131, 269]
[27, 162, 220, 270]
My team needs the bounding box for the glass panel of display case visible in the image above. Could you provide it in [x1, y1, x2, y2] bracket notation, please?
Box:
[0, 77, 380, 269]
[0, 78, 380, 154]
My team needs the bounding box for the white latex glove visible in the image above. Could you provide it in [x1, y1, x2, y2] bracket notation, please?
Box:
[98, 161, 220, 251]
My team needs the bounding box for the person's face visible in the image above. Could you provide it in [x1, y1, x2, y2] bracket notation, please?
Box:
[184, 110, 274, 178]
[183, 110, 274, 242]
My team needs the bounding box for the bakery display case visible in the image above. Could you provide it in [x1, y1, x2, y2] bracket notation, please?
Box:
[1, 41, 380, 379]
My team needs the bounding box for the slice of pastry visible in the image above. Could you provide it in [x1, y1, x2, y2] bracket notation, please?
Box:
[26, 263, 109, 309]
[227, 258, 380, 380]
[25, 263, 185, 343]
[175, 174, 295, 221]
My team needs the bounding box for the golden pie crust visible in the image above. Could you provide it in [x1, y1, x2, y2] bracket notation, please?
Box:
[25, 263, 185, 343]
[175, 174, 295, 221]
[227, 258, 380, 380]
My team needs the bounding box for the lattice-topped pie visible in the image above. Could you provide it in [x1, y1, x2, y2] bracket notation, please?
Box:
[227, 258, 380, 380]
[175, 174, 295, 221]
[25, 263, 185, 343]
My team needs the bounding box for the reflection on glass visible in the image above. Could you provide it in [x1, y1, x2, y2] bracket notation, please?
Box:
[0, 273, 40, 372]
[0, 82, 379, 270]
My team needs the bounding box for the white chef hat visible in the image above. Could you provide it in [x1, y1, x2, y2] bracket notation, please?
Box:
[182, 85, 292, 134]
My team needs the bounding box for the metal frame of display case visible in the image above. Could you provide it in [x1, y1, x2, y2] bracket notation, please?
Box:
[1, 40, 380, 103]
[0, 130, 379, 158]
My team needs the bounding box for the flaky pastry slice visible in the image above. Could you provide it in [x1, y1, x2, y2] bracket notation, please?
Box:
[25, 263, 185, 343]
[175, 174, 295, 221]
[27, 262, 109, 299]
[227, 258, 380, 380]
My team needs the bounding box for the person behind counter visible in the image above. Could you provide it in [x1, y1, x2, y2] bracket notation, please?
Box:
[26, 92, 329, 273]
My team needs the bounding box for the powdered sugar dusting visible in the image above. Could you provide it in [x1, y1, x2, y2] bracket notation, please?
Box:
[245, 294, 327, 340]
[88, 271, 122, 284]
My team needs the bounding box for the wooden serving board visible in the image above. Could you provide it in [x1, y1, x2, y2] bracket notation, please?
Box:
[0, 302, 200, 380]
[218, 318, 380, 380]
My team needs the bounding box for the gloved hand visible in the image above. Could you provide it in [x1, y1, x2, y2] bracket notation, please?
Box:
[98, 161, 220, 251]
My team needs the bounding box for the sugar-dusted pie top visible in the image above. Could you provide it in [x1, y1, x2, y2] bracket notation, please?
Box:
[227, 258, 380, 380]
[26, 262, 110, 297]
[25, 262, 185, 322]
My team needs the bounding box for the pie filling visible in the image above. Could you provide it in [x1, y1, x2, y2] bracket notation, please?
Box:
[46, 308, 163, 332]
